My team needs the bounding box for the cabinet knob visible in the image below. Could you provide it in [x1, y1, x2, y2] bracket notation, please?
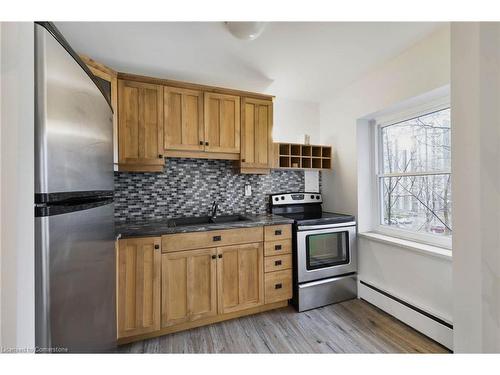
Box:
[199, 141, 203, 145]
[218, 254, 223, 259]
[275, 283, 282, 289]
[205, 142, 209, 146]
[158, 154, 164, 159]
[275, 260, 282, 266]
[241, 158, 246, 163]
[213, 235, 221, 242]
[211, 254, 216, 259]
[154, 244, 160, 250]
[275, 244, 282, 251]
[275, 230, 282, 236]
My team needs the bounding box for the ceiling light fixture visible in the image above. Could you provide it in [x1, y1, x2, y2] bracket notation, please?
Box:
[224, 22, 267, 41]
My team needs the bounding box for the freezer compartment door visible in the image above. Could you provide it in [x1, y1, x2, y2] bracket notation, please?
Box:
[35, 202, 116, 352]
[35, 24, 113, 194]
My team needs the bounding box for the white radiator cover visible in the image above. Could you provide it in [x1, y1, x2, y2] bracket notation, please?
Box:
[358, 281, 453, 350]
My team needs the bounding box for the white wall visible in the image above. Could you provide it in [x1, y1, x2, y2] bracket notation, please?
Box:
[0, 22, 35, 350]
[0, 21, 2, 348]
[274, 97, 321, 192]
[273, 97, 320, 144]
[319, 26, 452, 346]
[358, 237, 452, 322]
[320, 26, 450, 215]
[451, 22, 500, 353]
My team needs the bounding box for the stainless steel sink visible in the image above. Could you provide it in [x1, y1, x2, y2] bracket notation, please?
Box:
[168, 215, 250, 226]
[213, 215, 251, 223]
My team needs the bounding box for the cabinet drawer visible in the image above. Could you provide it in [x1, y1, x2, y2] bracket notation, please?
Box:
[264, 239, 292, 256]
[264, 270, 292, 304]
[264, 224, 291, 241]
[264, 254, 292, 273]
[162, 227, 263, 252]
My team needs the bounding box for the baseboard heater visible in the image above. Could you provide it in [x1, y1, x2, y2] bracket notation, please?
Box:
[359, 280, 453, 350]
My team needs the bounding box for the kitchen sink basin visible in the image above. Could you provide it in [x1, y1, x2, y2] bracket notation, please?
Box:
[168, 215, 250, 226]
[213, 215, 251, 223]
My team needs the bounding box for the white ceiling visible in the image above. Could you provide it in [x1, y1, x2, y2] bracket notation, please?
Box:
[56, 22, 445, 102]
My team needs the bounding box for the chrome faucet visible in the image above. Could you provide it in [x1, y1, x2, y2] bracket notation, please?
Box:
[210, 201, 219, 222]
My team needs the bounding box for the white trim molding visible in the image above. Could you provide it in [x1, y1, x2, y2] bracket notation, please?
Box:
[359, 232, 452, 260]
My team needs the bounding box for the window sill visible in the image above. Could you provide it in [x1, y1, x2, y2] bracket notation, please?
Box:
[358, 232, 452, 260]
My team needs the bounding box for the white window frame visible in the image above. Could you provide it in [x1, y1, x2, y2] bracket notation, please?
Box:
[373, 96, 452, 249]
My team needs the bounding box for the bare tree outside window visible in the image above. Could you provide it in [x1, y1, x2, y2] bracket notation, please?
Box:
[379, 108, 451, 237]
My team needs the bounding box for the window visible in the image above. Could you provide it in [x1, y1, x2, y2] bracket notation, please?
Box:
[376, 105, 451, 246]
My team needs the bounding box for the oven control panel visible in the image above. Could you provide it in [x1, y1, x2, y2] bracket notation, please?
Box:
[270, 192, 322, 205]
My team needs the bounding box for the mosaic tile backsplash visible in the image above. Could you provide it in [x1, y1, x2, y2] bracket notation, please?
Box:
[114, 158, 307, 222]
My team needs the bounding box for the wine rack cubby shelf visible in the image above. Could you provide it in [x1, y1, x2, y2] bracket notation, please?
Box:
[275, 143, 332, 170]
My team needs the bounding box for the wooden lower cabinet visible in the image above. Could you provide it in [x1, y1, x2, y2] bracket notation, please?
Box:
[117, 237, 161, 339]
[162, 226, 263, 253]
[161, 248, 217, 327]
[217, 242, 264, 314]
[117, 225, 292, 343]
[264, 270, 292, 304]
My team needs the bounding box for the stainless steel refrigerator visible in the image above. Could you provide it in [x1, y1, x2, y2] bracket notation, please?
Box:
[34, 22, 116, 353]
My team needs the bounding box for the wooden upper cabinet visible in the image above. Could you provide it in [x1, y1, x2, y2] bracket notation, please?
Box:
[117, 237, 161, 339]
[217, 243, 264, 314]
[240, 98, 273, 172]
[204, 93, 241, 154]
[118, 79, 164, 171]
[164, 86, 204, 151]
[112, 71, 276, 168]
[161, 248, 217, 328]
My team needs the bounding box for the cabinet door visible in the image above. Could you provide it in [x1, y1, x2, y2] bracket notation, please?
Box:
[117, 237, 161, 339]
[204, 92, 240, 153]
[164, 86, 204, 151]
[217, 243, 264, 314]
[240, 98, 273, 169]
[161, 248, 217, 327]
[118, 79, 164, 170]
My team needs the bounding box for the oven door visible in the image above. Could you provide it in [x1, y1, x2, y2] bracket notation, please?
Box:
[296, 223, 357, 283]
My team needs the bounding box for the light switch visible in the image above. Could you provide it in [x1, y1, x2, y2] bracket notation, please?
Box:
[245, 184, 252, 196]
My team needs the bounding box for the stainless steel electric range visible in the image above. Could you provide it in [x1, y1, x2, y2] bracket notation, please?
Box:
[270, 192, 358, 312]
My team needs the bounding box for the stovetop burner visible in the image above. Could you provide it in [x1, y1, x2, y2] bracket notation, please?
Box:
[279, 211, 355, 225]
[270, 192, 355, 226]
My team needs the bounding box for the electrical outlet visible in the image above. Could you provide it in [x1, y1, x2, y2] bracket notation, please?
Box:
[244, 184, 252, 196]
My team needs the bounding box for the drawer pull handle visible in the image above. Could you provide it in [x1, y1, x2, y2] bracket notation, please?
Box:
[275, 260, 282, 266]
[211, 255, 216, 259]
[218, 254, 223, 259]
[154, 244, 160, 250]
[275, 283, 282, 289]
[275, 230, 282, 235]
[213, 235, 222, 241]
[275, 245, 282, 251]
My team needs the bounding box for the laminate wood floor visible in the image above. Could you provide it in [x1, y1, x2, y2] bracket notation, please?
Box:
[118, 299, 450, 353]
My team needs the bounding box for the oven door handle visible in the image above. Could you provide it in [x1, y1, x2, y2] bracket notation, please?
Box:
[297, 221, 356, 231]
[298, 273, 356, 288]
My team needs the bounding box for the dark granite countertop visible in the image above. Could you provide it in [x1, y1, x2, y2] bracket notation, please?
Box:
[115, 214, 294, 239]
